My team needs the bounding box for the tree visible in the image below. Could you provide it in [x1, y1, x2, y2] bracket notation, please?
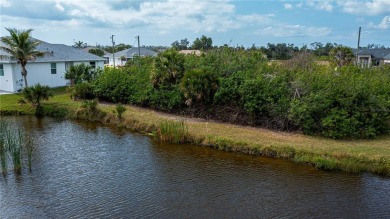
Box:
[192, 35, 212, 50]
[0, 28, 44, 88]
[88, 48, 105, 57]
[22, 83, 53, 115]
[171, 38, 190, 50]
[73, 40, 85, 48]
[180, 38, 190, 50]
[64, 63, 93, 85]
[329, 46, 354, 68]
[264, 43, 296, 60]
[152, 49, 185, 88]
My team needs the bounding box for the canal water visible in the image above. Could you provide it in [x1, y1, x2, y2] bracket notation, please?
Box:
[1, 116, 389, 218]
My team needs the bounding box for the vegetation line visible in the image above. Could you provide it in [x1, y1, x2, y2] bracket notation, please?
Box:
[1, 87, 390, 176]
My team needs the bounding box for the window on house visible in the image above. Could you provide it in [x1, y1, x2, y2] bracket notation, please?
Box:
[0, 64, 4, 76]
[51, 63, 57, 74]
[90, 61, 96, 69]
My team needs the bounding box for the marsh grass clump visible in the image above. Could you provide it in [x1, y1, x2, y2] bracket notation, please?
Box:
[0, 121, 9, 175]
[24, 135, 34, 172]
[76, 99, 106, 121]
[0, 120, 36, 175]
[81, 99, 98, 111]
[158, 120, 189, 144]
[7, 130, 23, 174]
[114, 104, 127, 120]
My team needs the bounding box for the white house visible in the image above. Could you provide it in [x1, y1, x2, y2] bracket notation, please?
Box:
[108, 47, 157, 66]
[385, 54, 390, 65]
[0, 39, 105, 92]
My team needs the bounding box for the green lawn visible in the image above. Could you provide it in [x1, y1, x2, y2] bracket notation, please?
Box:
[1, 87, 390, 176]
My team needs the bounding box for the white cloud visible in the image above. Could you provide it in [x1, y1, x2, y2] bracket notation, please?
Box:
[0, 0, 11, 7]
[47, 0, 240, 32]
[55, 1, 65, 12]
[284, 3, 293, 10]
[337, 0, 390, 15]
[260, 24, 331, 37]
[306, 0, 334, 12]
[317, 1, 333, 12]
[369, 16, 390, 29]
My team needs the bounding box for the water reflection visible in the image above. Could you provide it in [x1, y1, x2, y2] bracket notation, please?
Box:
[0, 116, 389, 218]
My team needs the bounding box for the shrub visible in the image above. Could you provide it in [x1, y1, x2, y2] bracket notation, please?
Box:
[93, 68, 133, 103]
[65, 63, 94, 85]
[148, 85, 185, 111]
[152, 49, 185, 88]
[22, 84, 53, 116]
[289, 67, 390, 139]
[181, 68, 218, 106]
[81, 99, 98, 111]
[329, 46, 354, 68]
[115, 104, 126, 120]
[69, 82, 95, 100]
[214, 71, 248, 105]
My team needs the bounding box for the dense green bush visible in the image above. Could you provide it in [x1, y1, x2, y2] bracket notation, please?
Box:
[78, 50, 390, 139]
[289, 66, 390, 138]
[65, 63, 97, 85]
[181, 68, 218, 106]
[93, 68, 133, 103]
[152, 49, 185, 88]
[22, 83, 53, 116]
[126, 57, 154, 105]
[148, 85, 185, 111]
[69, 82, 95, 100]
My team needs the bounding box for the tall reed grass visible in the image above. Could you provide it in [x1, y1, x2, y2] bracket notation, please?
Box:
[7, 130, 23, 174]
[158, 120, 189, 144]
[0, 119, 35, 175]
[24, 135, 34, 172]
[0, 121, 8, 175]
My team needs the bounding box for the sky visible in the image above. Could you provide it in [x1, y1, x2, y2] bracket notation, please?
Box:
[1, 0, 390, 48]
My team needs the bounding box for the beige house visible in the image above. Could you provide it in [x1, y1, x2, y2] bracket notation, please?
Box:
[178, 50, 202, 56]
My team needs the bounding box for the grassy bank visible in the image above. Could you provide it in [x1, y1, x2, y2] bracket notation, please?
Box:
[1, 87, 390, 176]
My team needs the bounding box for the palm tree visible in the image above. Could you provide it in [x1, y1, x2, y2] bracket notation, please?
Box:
[329, 46, 354, 68]
[0, 28, 44, 88]
[74, 40, 85, 48]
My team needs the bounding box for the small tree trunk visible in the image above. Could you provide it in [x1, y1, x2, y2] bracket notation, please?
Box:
[21, 66, 28, 88]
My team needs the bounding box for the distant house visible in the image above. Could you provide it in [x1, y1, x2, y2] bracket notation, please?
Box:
[0, 39, 105, 92]
[108, 47, 158, 66]
[357, 48, 390, 67]
[384, 54, 390, 65]
[178, 50, 202, 56]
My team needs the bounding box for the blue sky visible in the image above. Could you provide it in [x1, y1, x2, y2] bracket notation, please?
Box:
[1, 0, 389, 48]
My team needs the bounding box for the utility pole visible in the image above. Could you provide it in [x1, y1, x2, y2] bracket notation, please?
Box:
[111, 35, 115, 68]
[356, 26, 361, 65]
[136, 35, 141, 57]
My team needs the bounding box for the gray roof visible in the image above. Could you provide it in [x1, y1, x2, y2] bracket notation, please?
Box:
[114, 47, 157, 58]
[358, 48, 390, 59]
[384, 54, 390, 60]
[0, 39, 105, 62]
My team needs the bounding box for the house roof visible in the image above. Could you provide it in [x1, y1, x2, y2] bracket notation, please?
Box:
[0, 39, 105, 63]
[178, 50, 202, 56]
[357, 48, 390, 59]
[384, 54, 390, 60]
[114, 47, 157, 58]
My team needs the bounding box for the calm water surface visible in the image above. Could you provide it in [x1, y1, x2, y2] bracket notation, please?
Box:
[1, 116, 390, 218]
